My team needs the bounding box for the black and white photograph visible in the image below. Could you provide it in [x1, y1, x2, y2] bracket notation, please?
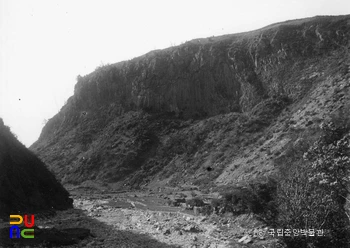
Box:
[0, 0, 350, 247]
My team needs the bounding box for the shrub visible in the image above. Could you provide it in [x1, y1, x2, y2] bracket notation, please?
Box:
[210, 198, 223, 209]
[220, 187, 250, 214]
[217, 178, 276, 218]
[275, 118, 350, 247]
[186, 197, 205, 208]
[200, 205, 213, 215]
[246, 178, 277, 223]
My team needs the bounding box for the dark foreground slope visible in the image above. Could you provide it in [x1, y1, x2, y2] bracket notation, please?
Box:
[0, 119, 72, 217]
[31, 15, 350, 189]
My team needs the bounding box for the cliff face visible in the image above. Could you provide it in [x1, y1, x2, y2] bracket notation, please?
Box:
[0, 119, 72, 217]
[31, 15, 350, 188]
[71, 16, 348, 114]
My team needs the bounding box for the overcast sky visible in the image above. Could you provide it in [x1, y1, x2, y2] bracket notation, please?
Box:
[0, 0, 349, 147]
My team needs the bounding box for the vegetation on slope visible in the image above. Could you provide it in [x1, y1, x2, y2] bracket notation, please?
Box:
[274, 109, 350, 247]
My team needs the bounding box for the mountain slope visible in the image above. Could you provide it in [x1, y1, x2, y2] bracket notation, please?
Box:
[31, 15, 350, 190]
[0, 119, 72, 217]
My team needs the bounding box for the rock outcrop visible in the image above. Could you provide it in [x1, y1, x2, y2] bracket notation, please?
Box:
[31, 15, 350, 188]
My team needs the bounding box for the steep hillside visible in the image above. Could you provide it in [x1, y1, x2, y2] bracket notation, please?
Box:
[0, 119, 72, 217]
[31, 15, 350, 190]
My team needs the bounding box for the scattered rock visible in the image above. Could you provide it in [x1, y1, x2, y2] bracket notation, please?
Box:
[186, 216, 192, 221]
[238, 234, 253, 244]
[200, 217, 208, 222]
[86, 241, 96, 247]
[183, 225, 202, 233]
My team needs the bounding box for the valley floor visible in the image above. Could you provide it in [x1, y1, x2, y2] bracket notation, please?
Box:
[1, 187, 285, 248]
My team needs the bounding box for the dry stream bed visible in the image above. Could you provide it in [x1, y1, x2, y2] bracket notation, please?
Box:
[1, 189, 281, 248]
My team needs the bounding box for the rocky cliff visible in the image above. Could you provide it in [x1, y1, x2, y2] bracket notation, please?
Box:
[31, 15, 350, 189]
[0, 119, 72, 217]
